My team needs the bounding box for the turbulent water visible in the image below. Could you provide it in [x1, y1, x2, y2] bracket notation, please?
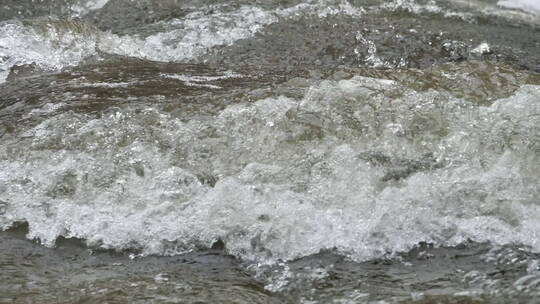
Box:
[1, 0, 540, 303]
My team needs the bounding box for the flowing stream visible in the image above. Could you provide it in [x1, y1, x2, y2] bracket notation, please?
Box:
[1, 0, 540, 303]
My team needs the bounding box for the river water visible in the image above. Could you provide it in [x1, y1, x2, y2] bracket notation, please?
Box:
[1, 0, 539, 303]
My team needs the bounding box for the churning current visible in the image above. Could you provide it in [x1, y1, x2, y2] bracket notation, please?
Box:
[0, 0, 539, 303]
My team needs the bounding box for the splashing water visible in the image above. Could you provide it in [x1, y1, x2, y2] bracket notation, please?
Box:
[1, 0, 540, 303]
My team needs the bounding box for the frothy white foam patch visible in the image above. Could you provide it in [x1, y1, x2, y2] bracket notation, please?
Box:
[498, 0, 540, 15]
[0, 1, 362, 84]
[161, 71, 243, 89]
[471, 42, 491, 55]
[380, 0, 442, 14]
[1, 75, 539, 263]
[116, 0, 362, 62]
[71, 0, 110, 16]
[0, 20, 101, 83]
[0, 7, 274, 83]
[382, 0, 540, 24]
[118, 6, 279, 62]
[76, 82, 134, 88]
[276, 0, 363, 18]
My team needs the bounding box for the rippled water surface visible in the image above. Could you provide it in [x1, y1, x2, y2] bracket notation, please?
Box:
[1, 0, 540, 303]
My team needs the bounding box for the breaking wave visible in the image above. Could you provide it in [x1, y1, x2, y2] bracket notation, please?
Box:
[1, 71, 539, 263]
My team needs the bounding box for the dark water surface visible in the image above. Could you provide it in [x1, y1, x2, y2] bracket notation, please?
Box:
[1, 0, 540, 303]
[2, 224, 540, 303]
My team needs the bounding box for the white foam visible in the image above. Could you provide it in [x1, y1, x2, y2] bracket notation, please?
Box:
[277, 0, 363, 18]
[0, 7, 272, 83]
[380, 0, 442, 14]
[0, 1, 362, 84]
[0, 20, 101, 83]
[1, 77, 539, 263]
[161, 71, 243, 89]
[123, 6, 279, 62]
[71, 0, 110, 16]
[498, 0, 540, 15]
[471, 42, 491, 55]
